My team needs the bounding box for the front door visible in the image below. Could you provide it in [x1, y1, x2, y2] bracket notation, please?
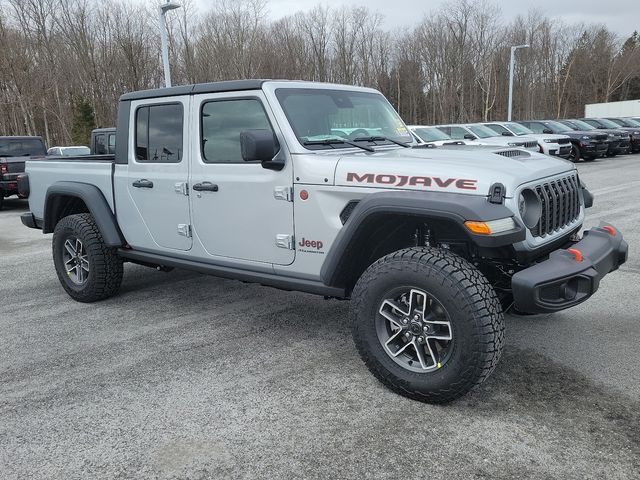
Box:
[189, 92, 295, 265]
[126, 98, 192, 251]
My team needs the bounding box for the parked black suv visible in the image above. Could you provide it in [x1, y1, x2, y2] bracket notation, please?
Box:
[517, 120, 608, 162]
[601, 118, 640, 153]
[559, 119, 630, 157]
[0, 136, 46, 210]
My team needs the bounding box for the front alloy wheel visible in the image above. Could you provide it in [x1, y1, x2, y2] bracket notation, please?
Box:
[377, 288, 453, 372]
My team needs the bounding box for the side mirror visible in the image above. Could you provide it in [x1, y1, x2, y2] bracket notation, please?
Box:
[501, 131, 514, 136]
[240, 129, 283, 171]
[542, 129, 553, 134]
[463, 134, 476, 140]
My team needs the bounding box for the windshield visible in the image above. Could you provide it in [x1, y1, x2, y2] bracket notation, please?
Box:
[505, 122, 533, 135]
[467, 125, 499, 139]
[413, 127, 451, 142]
[595, 118, 623, 129]
[608, 118, 639, 127]
[545, 121, 573, 133]
[0, 138, 46, 157]
[275, 88, 413, 149]
[61, 147, 90, 156]
[565, 119, 594, 131]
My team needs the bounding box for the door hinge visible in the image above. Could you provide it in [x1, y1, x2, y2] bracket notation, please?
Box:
[177, 224, 192, 238]
[274, 186, 293, 202]
[175, 182, 189, 196]
[275, 234, 295, 250]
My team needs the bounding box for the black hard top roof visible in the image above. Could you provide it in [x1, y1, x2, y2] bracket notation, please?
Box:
[120, 79, 268, 102]
[92, 127, 115, 133]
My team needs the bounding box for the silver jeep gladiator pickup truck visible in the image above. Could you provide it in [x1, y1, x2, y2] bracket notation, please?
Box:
[20, 80, 628, 403]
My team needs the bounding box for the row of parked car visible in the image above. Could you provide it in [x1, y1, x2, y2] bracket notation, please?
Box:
[408, 117, 640, 162]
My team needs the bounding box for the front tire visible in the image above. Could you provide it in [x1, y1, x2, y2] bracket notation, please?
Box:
[568, 145, 581, 163]
[350, 247, 504, 403]
[52, 213, 123, 302]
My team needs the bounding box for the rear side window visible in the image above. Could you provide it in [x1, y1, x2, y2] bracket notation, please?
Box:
[200, 98, 273, 164]
[135, 103, 183, 163]
[95, 134, 106, 154]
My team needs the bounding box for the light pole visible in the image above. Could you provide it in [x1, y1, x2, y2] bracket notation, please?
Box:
[159, 1, 181, 88]
[507, 44, 529, 121]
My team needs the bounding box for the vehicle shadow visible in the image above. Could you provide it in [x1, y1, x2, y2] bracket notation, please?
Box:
[0, 198, 29, 212]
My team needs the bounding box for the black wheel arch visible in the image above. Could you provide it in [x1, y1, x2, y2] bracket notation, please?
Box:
[320, 190, 526, 291]
[43, 182, 124, 247]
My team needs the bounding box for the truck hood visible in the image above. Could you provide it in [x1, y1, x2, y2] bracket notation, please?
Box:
[334, 146, 575, 198]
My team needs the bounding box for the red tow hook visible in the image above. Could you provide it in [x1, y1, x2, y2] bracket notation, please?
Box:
[566, 248, 583, 262]
[601, 225, 615, 236]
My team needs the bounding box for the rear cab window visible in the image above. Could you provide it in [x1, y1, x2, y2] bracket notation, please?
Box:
[0, 138, 46, 157]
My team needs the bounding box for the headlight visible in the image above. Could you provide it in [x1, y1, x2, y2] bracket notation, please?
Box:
[507, 142, 518, 146]
[581, 135, 591, 140]
[464, 217, 517, 235]
[518, 188, 542, 229]
[543, 139, 555, 143]
[633, 131, 640, 135]
[608, 133, 615, 137]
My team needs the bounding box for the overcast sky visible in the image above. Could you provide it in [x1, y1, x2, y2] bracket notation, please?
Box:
[176, 0, 638, 38]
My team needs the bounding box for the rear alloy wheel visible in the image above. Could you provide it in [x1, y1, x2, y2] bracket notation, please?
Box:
[53, 213, 123, 302]
[351, 247, 504, 403]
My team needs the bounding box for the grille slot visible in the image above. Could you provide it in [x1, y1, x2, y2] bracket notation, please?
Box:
[530, 174, 581, 238]
[523, 141, 537, 148]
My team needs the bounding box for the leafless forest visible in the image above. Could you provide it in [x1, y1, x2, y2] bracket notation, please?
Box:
[1, 0, 639, 146]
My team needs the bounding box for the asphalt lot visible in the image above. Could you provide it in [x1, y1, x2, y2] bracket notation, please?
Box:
[1, 155, 639, 479]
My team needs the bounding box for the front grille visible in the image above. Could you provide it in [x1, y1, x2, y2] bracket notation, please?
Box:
[523, 141, 537, 148]
[557, 138, 571, 145]
[594, 134, 608, 142]
[530, 174, 581, 238]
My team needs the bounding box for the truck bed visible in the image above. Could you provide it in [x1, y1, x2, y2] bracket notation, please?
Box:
[26, 157, 116, 221]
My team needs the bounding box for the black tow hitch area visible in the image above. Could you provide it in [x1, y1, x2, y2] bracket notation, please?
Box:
[511, 224, 628, 314]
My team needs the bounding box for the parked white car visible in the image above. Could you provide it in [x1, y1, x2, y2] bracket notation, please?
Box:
[479, 122, 572, 158]
[408, 125, 482, 146]
[435, 124, 539, 151]
[47, 146, 90, 156]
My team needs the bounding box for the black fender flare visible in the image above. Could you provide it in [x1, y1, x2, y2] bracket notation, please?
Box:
[320, 190, 525, 288]
[43, 181, 124, 247]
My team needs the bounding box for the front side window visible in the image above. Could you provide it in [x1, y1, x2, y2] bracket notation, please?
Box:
[545, 121, 572, 133]
[505, 123, 532, 135]
[275, 88, 412, 149]
[135, 103, 183, 163]
[201, 98, 273, 163]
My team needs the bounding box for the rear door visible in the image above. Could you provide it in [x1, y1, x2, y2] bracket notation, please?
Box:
[126, 97, 192, 251]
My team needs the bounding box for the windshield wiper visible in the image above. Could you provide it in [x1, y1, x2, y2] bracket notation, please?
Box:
[302, 138, 374, 153]
[352, 136, 411, 148]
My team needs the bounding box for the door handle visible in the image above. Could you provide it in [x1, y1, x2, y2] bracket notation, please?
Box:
[192, 182, 219, 192]
[132, 179, 154, 188]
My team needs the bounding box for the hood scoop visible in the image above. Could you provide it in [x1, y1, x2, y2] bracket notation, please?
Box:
[493, 149, 531, 158]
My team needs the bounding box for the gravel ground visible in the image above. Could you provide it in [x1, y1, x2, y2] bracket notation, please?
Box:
[1, 155, 639, 479]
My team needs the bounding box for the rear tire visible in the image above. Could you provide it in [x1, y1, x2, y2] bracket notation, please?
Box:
[52, 213, 123, 302]
[350, 247, 504, 404]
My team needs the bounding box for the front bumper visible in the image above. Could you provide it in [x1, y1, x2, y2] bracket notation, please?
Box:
[511, 224, 628, 313]
[580, 142, 608, 157]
